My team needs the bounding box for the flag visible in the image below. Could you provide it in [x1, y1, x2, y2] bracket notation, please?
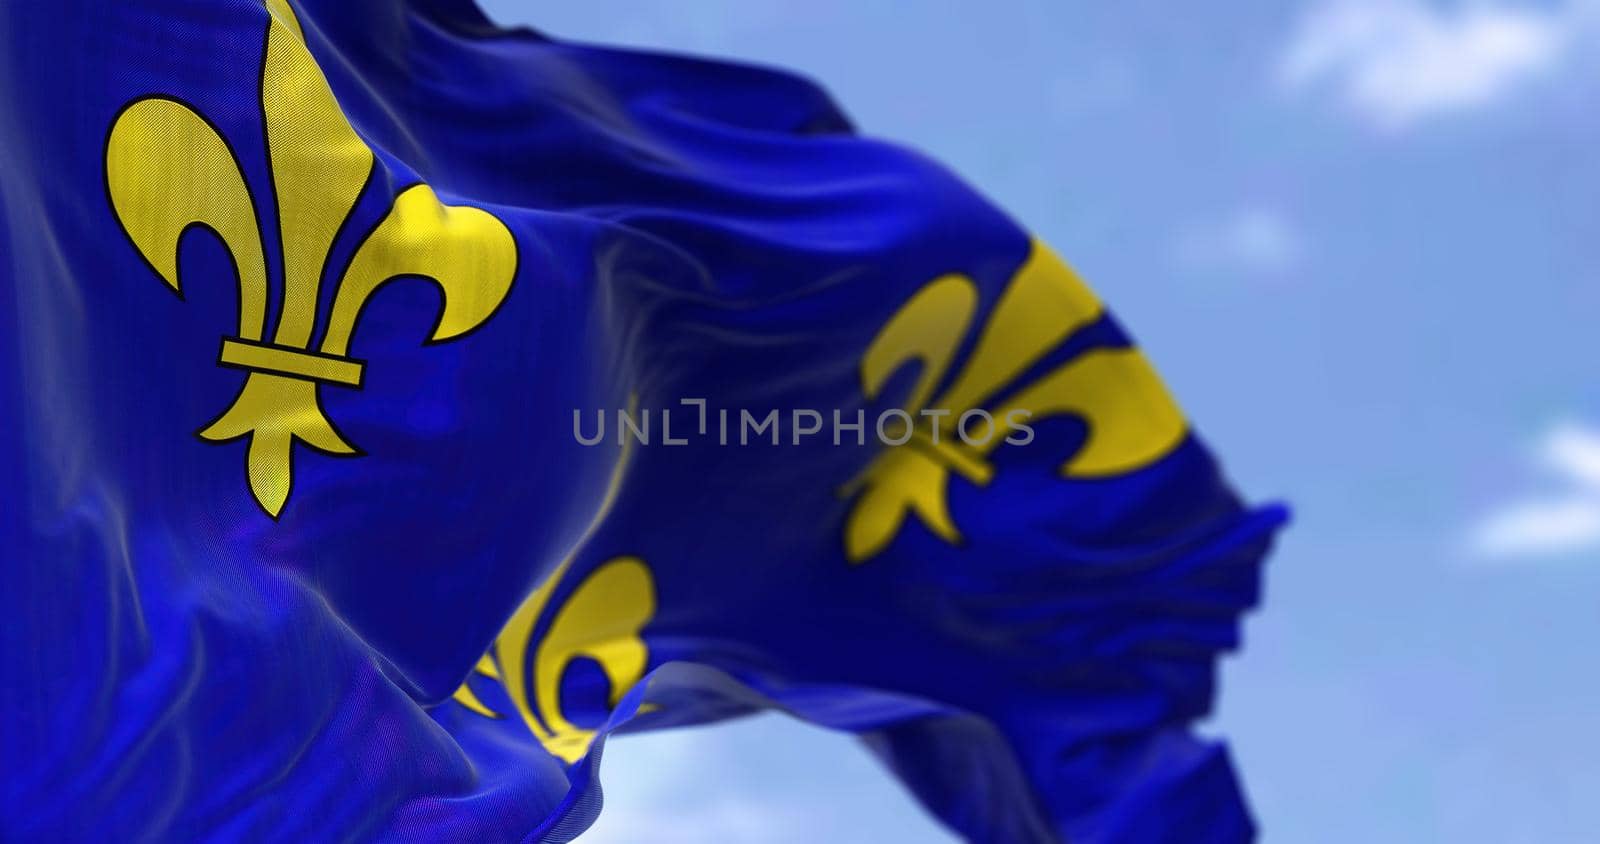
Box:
[0, 0, 1288, 841]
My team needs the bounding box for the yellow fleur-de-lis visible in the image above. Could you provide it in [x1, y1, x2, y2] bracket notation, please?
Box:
[841, 240, 1188, 563]
[103, 0, 516, 517]
[452, 554, 656, 763]
[452, 432, 656, 764]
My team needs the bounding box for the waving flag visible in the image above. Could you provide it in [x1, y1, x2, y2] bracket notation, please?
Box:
[0, 1, 1287, 841]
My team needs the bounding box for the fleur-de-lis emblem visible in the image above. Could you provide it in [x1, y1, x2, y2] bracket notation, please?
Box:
[841, 241, 1187, 563]
[453, 554, 656, 763]
[103, 0, 516, 517]
[452, 432, 654, 763]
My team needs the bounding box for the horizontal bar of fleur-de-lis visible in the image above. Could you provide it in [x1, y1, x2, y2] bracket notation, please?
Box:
[217, 338, 364, 386]
[904, 428, 994, 486]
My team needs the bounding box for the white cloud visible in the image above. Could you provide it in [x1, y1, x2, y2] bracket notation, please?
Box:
[1177, 207, 1303, 276]
[1541, 422, 1600, 488]
[1279, 0, 1591, 130]
[1469, 422, 1600, 559]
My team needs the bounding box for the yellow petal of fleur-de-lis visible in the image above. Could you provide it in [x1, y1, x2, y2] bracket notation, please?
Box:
[452, 424, 657, 763]
[104, 0, 516, 517]
[841, 240, 1188, 563]
[453, 553, 656, 764]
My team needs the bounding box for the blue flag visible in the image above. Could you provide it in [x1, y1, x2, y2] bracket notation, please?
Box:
[1, 1, 1287, 841]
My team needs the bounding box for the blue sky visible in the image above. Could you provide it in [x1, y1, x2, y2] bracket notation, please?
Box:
[480, 1, 1600, 840]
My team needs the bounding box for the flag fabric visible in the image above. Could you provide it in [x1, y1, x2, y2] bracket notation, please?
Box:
[0, 1, 1288, 841]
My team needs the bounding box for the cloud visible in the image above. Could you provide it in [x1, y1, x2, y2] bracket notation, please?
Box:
[1279, 0, 1590, 130]
[1469, 422, 1600, 559]
[1176, 207, 1303, 276]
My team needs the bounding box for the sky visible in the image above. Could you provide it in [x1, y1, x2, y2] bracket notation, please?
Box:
[478, 1, 1600, 840]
